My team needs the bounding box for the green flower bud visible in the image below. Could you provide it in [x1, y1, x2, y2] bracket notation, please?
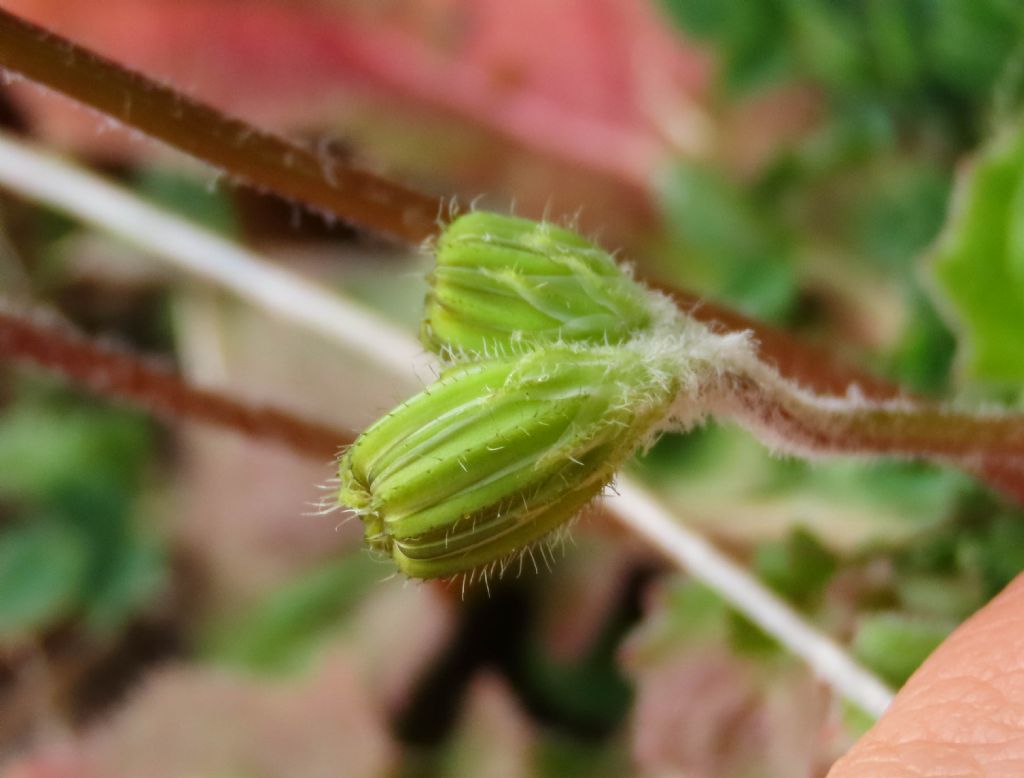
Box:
[338, 345, 677, 579]
[422, 211, 660, 357]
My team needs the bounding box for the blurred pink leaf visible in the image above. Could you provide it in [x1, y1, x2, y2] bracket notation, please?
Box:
[344, 578, 455, 713]
[622, 580, 847, 778]
[3, 0, 821, 244]
[627, 649, 835, 778]
[535, 533, 648, 661]
[168, 293, 413, 611]
[7, 652, 395, 778]
[3, 0, 710, 192]
[174, 427, 355, 610]
[444, 674, 535, 778]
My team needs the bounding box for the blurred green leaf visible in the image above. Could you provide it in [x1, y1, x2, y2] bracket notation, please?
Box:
[930, 127, 1024, 384]
[895, 573, 981, 622]
[624, 580, 729, 669]
[0, 398, 150, 500]
[49, 476, 162, 633]
[0, 520, 89, 640]
[204, 555, 381, 672]
[0, 390, 164, 636]
[522, 651, 632, 735]
[864, 0, 920, 90]
[959, 514, 1024, 598]
[536, 735, 630, 778]
[726, 611, 779, 656]
[636, 423, 969, 549]
[657, 0, 729, 38]
[85, 534, 166, 633]
[755, 527, 837, 603]
[660, 0, 1023, 122]
[851, 162, 950, 274]
[886, 292, 956, 395]
[659, 0, 790, 91]
[136, 167, 240, 237]
[658, 164, 797, 321]
[781, 0, 868, 90]
[852, 613, 951, 686]
[662, 579, 731, 640]
[841, 699, 876, 739]
[926, 0, 1024, 96]
[817, 461, 969, 518]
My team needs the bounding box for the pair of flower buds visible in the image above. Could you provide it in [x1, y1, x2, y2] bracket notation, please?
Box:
[338, 212, 687, 579]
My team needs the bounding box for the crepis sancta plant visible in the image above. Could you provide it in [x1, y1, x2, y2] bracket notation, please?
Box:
[340, 210, 1024, 581]
[338, 211, 742, 579]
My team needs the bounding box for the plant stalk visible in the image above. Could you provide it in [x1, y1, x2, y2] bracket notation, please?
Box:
[718, 368, 1024, 494]
[0, 6, 441, 244]
[0, 303, 351, 459]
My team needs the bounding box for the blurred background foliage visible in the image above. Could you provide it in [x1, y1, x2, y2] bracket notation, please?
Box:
[2, 0, 1024, 776]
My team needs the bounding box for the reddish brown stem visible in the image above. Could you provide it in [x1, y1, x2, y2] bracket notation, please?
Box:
[720, 371, 1024, 502]
[664, 286, 904, 401]
[731, 374, 1024, 459]
[666, 290, 1024, 503]
[0, 7, 441, 245]
[971, 461, 1024, 506]
[0, 305, 351, 459]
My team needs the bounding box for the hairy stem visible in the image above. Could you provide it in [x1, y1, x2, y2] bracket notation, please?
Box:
[666, 285, 904, 401]
[0, 6, 441, 244]
[0, 303, 351, 459]
[717, 366, 1024, 488]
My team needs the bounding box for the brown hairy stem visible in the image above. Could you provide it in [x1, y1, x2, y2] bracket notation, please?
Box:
[663, 286, 904, 401]
[678, 299, 1024, 503]
[0, 7, 441, 245]
[0, 305, 351, 459]
[718, 369, 1024, 503]
[727, 372, 1024, 460]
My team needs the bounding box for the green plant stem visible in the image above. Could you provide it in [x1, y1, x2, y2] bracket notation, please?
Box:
[0, 7, 441, 244]
[0, 302, 351, 459]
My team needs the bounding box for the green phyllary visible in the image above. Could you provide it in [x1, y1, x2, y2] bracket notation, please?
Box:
[423, 211, 663, 358]
[338, 344, 678, 579]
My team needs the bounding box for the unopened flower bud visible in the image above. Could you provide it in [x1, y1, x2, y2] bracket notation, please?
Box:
[422, 211, 659, 357]
[338, 345, 676, 579]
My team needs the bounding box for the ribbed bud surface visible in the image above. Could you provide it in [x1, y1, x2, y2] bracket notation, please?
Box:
[422, 212, 657, 357]
[338, 346, 676, 578]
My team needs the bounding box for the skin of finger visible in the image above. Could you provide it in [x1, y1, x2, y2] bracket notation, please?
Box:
[829, 574, 1024, 778]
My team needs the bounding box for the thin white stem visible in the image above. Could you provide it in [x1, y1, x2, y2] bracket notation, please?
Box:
[613, 476, 894, 717]
[0, 130, 893, 716]
[0, 131, 422, 382]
